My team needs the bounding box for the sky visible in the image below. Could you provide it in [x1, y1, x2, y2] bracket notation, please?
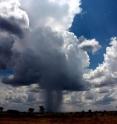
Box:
[70, 0, 117, 69]
[0, 0, 117, 112]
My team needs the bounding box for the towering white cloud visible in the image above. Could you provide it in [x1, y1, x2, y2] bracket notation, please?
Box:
[85, 37, 117, 87]
[21, 0, 81, 31]
[80, 37, 117, 110]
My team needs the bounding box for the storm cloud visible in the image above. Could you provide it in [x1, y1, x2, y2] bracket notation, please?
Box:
[0, 34, 14, 69]
[0, 17, 24, 38]
[2, 27, 89, 111]
[0, 0, 99, 112]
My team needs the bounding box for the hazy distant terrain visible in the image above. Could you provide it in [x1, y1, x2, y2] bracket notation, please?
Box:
[1, 112, 117, 124]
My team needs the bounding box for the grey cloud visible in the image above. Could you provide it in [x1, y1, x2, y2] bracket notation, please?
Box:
[0, 34, 14, 69]
[95, 95, 115, 105]
[0, 17, 24, 38]
[3, 28, 88, 91]
[2, 27, 89, 112]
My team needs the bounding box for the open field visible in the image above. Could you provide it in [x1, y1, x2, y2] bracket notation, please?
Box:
[1, 112, 117, 124]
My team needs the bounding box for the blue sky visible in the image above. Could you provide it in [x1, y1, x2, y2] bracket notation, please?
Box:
[70, 0, 117, 69]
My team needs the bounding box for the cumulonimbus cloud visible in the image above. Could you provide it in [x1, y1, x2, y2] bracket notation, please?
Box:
[0, 0, 102, 112]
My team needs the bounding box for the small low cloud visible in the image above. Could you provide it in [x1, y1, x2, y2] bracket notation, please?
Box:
[78, 37, 101, 53]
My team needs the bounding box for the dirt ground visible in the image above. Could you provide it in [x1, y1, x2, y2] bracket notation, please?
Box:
[0, 113, 117, 124]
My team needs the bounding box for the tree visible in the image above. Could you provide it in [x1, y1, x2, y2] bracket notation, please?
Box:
[28, 108, 34, 113]
[0, 107, 3, 112]
[39, 106, 45, 113]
